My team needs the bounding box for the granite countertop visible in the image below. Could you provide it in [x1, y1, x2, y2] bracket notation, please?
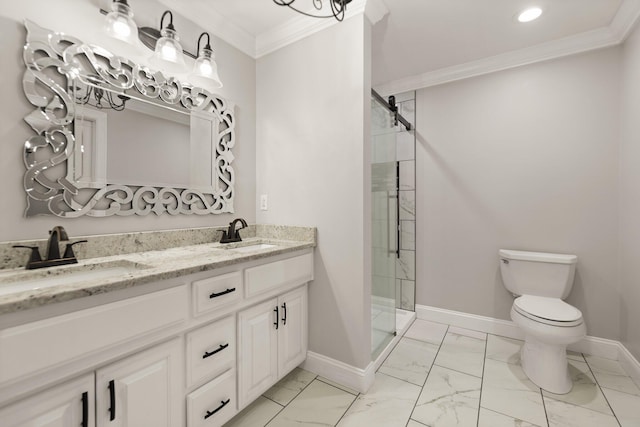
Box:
[0, 226, 315, 315]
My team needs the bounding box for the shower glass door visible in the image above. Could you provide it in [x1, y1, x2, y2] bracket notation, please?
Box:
[371, 96, 398, 359]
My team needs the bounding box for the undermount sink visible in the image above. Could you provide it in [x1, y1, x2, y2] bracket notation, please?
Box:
[0, 260, 150, 297]
[221, 243, 277, 253]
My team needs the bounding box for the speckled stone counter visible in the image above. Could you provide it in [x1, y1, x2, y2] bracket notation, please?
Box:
[0, 225, 316, 315]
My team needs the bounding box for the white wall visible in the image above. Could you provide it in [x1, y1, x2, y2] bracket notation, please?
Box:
[0, 0, 256, 241]
[256, 15, 372, 369]
[620, 23, 640, 360]
[415, 48, 622, 340]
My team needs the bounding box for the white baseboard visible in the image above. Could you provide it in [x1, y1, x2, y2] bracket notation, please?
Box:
[302, 309, 416, 394]
[618, 342, 640, 389]
[301, 351, 375, 394]
[415, 304, 627, 361]
[415, 304, 525, 341]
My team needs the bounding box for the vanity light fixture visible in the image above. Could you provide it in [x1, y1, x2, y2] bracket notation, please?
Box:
[517, 7, 543, 23]
[191, 32, 223, 89]
[104, 0, 138, 46]
[150, 10, 186, 73]
[273, 0, 353, 22]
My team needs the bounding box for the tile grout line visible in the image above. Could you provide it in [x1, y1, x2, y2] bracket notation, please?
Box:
[583, 356, 624, 427]
[406, 417, 429, 427]
[539, 380, 551, 427]
[315, 377, 359, 396]
[431, 329, 487, 380]
[407, 324, 450, 424]
[262, 400, 285, 427]
[475, 333, 489, 427]
[262, 372, 319, 426]
[431, 362, 484, 379]
[332, 388, 361, 427]
[480, 335, 550, 426]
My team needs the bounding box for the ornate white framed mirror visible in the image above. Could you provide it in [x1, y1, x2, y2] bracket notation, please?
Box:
[21, 20, 235, 217]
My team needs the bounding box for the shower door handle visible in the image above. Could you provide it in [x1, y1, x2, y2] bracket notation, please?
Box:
[395, 192, 400, 260]
[396, 161, 400, 259]
[387, 192, 400, 259]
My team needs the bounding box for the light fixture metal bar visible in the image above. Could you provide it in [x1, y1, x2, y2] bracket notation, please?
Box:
[99, 8, 196, 59]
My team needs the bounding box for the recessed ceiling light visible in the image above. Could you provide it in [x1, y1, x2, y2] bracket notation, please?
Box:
[517, 7, 543, 23]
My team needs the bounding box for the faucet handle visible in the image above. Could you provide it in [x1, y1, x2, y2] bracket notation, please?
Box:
[63, 240, 88, 259]
[13, 245, 42, 265]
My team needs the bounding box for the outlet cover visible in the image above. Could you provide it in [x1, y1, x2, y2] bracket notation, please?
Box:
[260, 194, 268, 210]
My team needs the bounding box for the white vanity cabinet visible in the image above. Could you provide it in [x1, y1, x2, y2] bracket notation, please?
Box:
[0, 374, 95, 427]
[0, 249, 314, 427]
[238, 285, 308, 408]
[96, 339, 182, 427]
[0, 339, 182, 427]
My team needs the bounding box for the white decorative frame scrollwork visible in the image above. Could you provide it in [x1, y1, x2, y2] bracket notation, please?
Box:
[21, 20, 235, 217]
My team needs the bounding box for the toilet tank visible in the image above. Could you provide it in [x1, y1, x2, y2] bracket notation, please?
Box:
[499, 249, 577, 299]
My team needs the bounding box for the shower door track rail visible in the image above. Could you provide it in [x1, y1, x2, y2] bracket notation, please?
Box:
[371, 89, 413, 131]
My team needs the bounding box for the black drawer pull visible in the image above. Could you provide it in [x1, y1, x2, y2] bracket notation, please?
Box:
[204, 398, 230, 420]
[274, 306, 279, 329]
[282, 302, 287, 325]
[81, 391, 88, 427]
[209, 288, 236, 299]
[108, 379, 116, 421]
[203, 343, 229, 359]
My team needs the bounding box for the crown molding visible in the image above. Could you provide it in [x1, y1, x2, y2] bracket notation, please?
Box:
[256, 0, 368, 58]
[159, 0, 381, 59]
[364, 0, 389, 26]
[157, 0, 256, 58]
[610, 0, 640, 40]
[375, 0, 640, 96]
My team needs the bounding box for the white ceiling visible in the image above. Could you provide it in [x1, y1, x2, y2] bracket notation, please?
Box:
[177, 0, 295, 36]
[163, 0, 638, 89]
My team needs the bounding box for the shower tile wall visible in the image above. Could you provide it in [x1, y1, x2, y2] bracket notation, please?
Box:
[395, 92, 416, 311]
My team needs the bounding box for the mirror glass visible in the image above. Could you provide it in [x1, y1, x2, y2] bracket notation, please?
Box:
[73, 88, 216, 191]
[21, 21, 235, 217]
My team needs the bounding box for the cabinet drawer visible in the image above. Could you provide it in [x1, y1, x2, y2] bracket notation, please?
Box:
[192, 272, 242, 317]
[186, 316, 235, 388]
[187, 369, 236, 427]
[0, 286, 187, 385]
[244, 253, 313, 298]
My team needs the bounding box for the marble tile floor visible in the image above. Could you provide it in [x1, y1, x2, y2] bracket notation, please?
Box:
[225, 319, 640, 427]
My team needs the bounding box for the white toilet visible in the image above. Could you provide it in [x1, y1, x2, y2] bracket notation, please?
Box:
[499, 249, 586, 394]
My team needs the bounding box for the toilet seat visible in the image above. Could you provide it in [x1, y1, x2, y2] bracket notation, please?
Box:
[513, 295, 583, 327]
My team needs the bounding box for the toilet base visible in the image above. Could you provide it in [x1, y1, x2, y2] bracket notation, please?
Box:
[521, 335, 572, 394]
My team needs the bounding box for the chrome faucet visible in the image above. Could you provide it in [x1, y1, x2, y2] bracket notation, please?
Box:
[13, 226, 87, 270]
[220, 218, 248, 244]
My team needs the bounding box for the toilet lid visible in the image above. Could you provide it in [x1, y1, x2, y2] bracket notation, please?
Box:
[513, 295, 583, 326]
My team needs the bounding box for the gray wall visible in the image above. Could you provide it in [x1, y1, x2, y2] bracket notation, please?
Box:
[256, 15, 373, 369]
[0, 0, 256, 242]
[415, 47, 622, 340]
[620, 23, 640, 360]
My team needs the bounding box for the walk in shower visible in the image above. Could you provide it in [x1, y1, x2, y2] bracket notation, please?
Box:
[371, 90, 416, 360]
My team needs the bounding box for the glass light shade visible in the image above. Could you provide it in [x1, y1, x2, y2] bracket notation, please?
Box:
[104, 1, 138, 45]
[192, 48, 223, 89]
[150, 27, 186, 73]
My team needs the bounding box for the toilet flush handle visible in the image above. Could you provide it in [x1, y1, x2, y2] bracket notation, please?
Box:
[501, 259, 509, 264]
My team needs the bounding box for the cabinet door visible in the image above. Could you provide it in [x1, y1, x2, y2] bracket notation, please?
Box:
[278, 286, 308, 375]
[96, 338, 182, 427]
[237, 298, 278, 409]
[0, 374, 94, 427]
